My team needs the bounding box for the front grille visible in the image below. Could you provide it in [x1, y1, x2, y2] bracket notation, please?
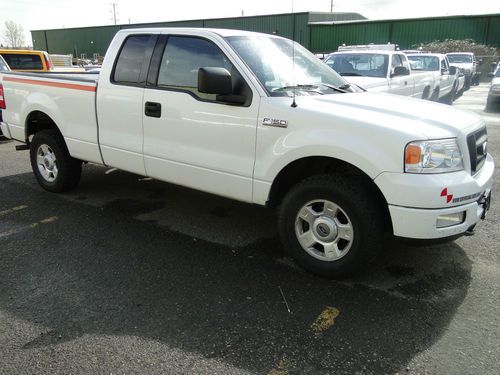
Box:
[467, 127, 487, 174]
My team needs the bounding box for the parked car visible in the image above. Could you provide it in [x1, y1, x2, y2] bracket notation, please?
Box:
[0, 49, 53, 72]
[324, 49, 437, 100]
[0, 28, 494, 278]
[407, 53, 458, 104]
[486, 68, 500, 111]
[446, 52, 476, 90]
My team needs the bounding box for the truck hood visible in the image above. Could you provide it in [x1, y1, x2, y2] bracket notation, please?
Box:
[449, 62, 473, 71]
[342, 76, 386, 90]
[293, 91, 482, 139]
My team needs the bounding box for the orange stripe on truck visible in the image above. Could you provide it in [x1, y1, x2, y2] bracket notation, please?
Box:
[3, 76, 96, 92]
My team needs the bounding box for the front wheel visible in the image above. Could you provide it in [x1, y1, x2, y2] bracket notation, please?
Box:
[30, 129, 82, 192]
[278, 175, 384, 278]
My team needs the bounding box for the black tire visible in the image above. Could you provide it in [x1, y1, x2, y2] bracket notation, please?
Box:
[441, 85, 456, 105]
[30, 129, 82, 193]
[430, 87, 440, 102]
[422, 86, 431, 100]
[464, 76, 471, 91]
[278, 174, 385, 278]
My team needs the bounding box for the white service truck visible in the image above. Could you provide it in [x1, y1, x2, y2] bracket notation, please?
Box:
[407, 53, 459, 104]
[0, 28, 494, 278]
[324, 49, 438, 100]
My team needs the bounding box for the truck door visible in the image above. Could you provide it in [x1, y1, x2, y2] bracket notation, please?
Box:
[97, 34, 157, 175]
[142, 35, 259, 202]
[440, 57, 453, 96]
[389, 54, 412, 96]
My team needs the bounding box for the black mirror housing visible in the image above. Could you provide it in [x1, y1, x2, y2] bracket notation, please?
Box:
[198, 67, 233, 95]
[392, 66, 409, 77]
[449, 66, 457, 75]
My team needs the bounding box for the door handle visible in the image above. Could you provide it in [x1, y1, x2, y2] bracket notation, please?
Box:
[145, 101, 161, 118]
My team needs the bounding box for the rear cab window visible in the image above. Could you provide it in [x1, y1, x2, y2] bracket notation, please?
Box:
[1, 53, 43, 70]
[113, 35, 157, 85]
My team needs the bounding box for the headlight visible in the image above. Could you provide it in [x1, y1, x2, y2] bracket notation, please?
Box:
[405, 139, 464, 173]
[491, 84, 500, 93]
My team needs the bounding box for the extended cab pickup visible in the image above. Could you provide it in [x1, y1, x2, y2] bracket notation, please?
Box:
[407, 53, 459, 104]
[324, 50, 437, 100]
[0, 28, 494, 278]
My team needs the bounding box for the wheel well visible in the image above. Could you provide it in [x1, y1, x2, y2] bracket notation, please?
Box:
[267, 156, 392, 229]
[25, 111, 61, 142]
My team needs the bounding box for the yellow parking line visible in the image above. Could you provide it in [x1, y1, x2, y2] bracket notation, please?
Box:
[311, 306, 340, 335]
[0, 205, 28, 216]
[0, 216, 58, 238]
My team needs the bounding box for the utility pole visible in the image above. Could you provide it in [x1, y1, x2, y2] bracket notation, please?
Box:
[110, 3, 118, 25]
[330, 0, 334, 13]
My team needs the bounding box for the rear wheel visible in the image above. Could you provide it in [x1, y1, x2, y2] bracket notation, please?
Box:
[278, 175, 384, 278]
[30, 129, 82, 192]
[430, 87, 440, 101]
[441, 84, 456, 105]
[421, 86, 431, 100]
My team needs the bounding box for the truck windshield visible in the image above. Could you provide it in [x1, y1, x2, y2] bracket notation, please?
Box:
[225, 35, 352, 96]
[324, 53, 389, 78]
[407, 55, 439, 71]
[447, 54, 473, 63]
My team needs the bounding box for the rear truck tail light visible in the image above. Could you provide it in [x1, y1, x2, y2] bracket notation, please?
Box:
[436, 211, 465, 228]
[44, 53, 53, 70]
[0, 84, 5, 109]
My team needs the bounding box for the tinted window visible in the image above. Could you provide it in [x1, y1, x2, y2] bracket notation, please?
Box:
[447, 54, 473, 63]
[1, 53, 43, 70]
[157, 36, 232, 91]
[398, 54, 410, 70]
[391, 54, 403, 69]
[113, 35, 151, 84]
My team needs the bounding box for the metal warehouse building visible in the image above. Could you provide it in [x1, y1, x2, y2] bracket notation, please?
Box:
[31, 11, 500, 58]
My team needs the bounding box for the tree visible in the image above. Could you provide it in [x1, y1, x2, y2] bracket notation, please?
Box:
[414, 39, 499, 57]
[3, 21, 25, 48]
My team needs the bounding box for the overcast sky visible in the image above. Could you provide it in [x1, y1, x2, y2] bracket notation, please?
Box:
[2, 0, 499, 46]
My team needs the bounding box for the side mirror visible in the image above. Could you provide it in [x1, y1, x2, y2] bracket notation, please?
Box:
[198, 67, 233, 95]
[449, 66, 457, 75]
[391, 66, 409, 77]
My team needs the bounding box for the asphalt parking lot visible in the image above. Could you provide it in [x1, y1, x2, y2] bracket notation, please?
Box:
[0, 85, 499, 374]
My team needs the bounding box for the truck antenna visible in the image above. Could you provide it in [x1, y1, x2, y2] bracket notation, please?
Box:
[291, 0, 297, 108]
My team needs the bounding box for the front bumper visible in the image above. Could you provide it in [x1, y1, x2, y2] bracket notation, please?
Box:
[389, 190, 491, 239]
[376, 154, 494, 239]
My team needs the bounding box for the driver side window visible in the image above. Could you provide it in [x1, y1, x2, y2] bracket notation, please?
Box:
[157, 36, 233, 100]
[391, 54, 403, 74]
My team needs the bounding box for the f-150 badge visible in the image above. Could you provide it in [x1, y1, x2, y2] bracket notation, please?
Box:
[263, 118, 288, 128]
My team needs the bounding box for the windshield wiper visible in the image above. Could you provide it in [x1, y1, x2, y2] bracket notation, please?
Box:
[339, 72, 364, 77]
[315, 82, 348, 93]
[273, 84, 323, 94]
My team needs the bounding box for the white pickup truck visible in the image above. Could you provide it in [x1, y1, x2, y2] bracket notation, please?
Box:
[407, 53, 459, 104]
[324, 50, 437, 100]
[0, 28, 494, 278]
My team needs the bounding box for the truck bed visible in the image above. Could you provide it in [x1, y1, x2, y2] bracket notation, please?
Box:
[0, 71, 102, 164]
